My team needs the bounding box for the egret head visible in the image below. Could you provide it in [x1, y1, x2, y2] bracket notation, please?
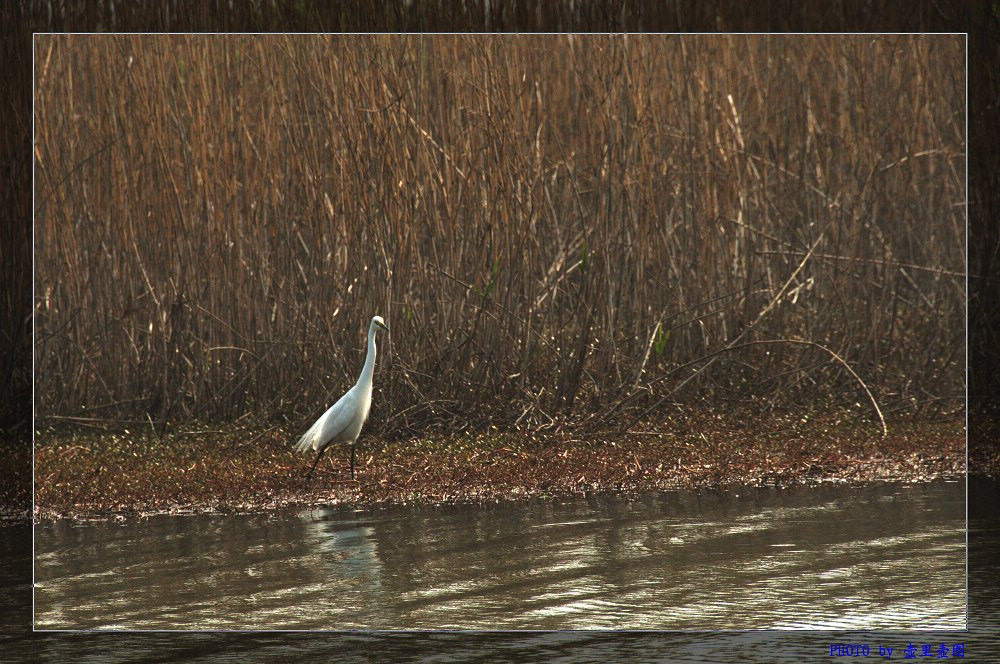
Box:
[372, 315, 389, 332]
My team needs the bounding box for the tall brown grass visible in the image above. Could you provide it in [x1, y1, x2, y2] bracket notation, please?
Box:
[34, 35, 964, 436]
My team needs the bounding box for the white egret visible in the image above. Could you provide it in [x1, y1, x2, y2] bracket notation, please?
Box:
[296, 315, 389, 480]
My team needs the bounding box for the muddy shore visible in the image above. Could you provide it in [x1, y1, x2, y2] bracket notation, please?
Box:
[25, 412, 968, 521]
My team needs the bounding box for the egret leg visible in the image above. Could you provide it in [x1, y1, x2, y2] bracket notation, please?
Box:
[304, 447, 326, 481]
[350, 443, 357, 480]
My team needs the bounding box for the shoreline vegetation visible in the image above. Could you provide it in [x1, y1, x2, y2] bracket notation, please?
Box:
[30, 413, 965, 521]
[28, 37, 969, 523]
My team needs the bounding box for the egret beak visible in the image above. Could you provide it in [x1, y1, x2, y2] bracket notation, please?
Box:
[377, 321, 389, 332]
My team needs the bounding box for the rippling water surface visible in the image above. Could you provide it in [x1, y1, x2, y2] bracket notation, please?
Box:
[33, 481, 965, 631]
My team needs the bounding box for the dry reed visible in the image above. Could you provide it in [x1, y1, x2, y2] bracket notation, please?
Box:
[34, 35, 965, 436]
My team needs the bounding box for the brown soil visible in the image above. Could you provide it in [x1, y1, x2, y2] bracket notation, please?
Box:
[31, 413, 966, 521]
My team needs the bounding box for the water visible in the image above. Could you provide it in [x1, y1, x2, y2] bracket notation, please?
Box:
[7, 479, 999, 661]
[32, 481, 965, 631]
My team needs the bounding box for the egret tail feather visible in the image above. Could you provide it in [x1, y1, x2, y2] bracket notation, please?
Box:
[295, 420, 320, 452]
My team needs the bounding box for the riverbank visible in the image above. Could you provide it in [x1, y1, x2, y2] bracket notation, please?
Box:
[28, 412, 967, 521]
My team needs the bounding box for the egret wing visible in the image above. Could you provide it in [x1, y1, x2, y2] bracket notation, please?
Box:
[295, 390, 354, 453]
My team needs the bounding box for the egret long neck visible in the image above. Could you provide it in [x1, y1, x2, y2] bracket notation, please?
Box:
[358, 324, 378, 387]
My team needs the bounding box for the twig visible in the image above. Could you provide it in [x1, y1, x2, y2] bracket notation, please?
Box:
[757, 250, 968, 279]
[599, 232, 826, 430]
[629, 338, 888, 438]
[632, 319, 662, 393]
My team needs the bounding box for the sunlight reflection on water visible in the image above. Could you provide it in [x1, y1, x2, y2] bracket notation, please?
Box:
[33, 481, 965, 632]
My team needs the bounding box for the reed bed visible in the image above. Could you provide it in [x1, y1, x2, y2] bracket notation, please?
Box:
[34, 35, 964, 437]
